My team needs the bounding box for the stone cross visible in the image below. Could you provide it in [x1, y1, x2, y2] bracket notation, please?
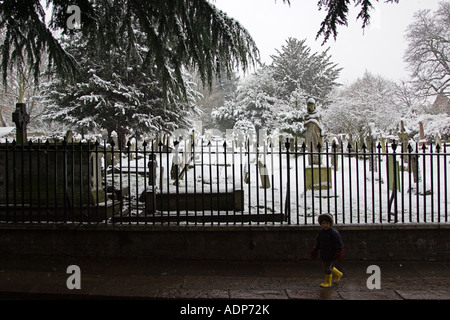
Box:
[11, 103, 30, 144]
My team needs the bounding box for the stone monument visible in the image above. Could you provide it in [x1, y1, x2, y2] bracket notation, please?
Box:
[366, 122, 378, 172]
[304, 98, 323, 165]
[397, 120, 410, 151]
[418, 121, 427, 149]
[304, 98, 331, 191]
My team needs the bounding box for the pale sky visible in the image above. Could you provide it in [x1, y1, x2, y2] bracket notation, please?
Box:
[212, 0, 442, 85]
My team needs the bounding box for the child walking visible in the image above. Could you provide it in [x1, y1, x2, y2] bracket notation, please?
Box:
[310, 213, 344, 288]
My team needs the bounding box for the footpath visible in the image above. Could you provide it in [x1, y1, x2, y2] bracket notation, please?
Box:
[1, 254, 450, 301]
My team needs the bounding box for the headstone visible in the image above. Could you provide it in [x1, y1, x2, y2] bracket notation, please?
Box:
[0, 142, 115, 221]
[418, 121, 427, 148]
[387, 155, 400, 220]
[366, 123, 378, 172]
[289, 137, 295, 152]
[111, 130, 119, 147]
[258, 160, 270, 188]
[109, 131, 121, 165]
[329, 136, 339, 171]
[305, 167, 332, 191]
[435, 133, 442, 151]
[408, 154, 421, 184]
[101, 129, 108, 142]
[171, 142, 181, 183]
[243, 165, 250, 184]
[346, 134, 354, 153]
[379, 134, 386, 153]
[128, 137, 136, 160]
[387, 156, 400, 191]
[65, 130, 73, 143]
[11, 103, 29, 144]
[148, 154, 158, 186]
[397, 120, 410, 151]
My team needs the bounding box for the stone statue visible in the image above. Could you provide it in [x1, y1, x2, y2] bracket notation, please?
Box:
[304, 98, 323, 165]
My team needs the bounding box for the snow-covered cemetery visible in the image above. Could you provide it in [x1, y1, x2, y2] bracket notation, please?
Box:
[0, 1, 449, 226]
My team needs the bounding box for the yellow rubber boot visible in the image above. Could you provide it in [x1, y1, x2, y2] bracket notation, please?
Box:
[332, 267, 343, 284]
[319, 274, 332, 288]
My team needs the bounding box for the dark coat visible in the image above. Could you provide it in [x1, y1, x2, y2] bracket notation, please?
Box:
[315, 227, 343, 261]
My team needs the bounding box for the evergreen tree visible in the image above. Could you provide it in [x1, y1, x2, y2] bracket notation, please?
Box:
[1, 0, 400, 95]
[316, 0, 399, 43]
[212, 65, 285, 133]
[41, 11, 201, 145]
[0, 0, 260, 100]
[271, 38, 341, 105]
[214, 38, 341, 137]
[194, 71, 240, 132]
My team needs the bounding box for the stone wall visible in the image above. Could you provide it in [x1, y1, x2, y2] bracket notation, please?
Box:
[1, 223, 449, 261]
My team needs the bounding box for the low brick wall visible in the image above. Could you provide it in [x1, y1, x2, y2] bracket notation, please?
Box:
[1, 223, 449, 261]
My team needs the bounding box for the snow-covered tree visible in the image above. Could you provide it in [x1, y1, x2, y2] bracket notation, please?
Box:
[315, 0, 399, 44]
[193, 71, 240, 131]
[404, 1, 450, 98]
[213, 38, 341, 137]
[41, 12, 201, 146]
[322, 72, 406, 144]
[1, 0, 399, 91]
[0, 0, 260, 101]
[408, 113, 450, 143]
[271, 38, 341, 104]
[212, 66, 293, 134]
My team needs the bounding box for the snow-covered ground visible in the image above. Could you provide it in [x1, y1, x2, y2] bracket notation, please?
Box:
[105, 139, 450, 225]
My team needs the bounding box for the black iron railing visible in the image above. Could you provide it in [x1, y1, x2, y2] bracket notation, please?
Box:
[0, 137, 448, 225]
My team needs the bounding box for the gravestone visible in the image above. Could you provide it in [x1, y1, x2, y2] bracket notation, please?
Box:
[387, 155, 401, 220]
[148, 153, 158, 186]
[408, 154, 421, 184]
[0, 141, 118, 221]
[379, 134, 386, 153]
[366, 122, 378, 172]
[435, 133, 442, 151]
[2, 109, 118, 221]
[418, 121, 427, 149]
[329, 136, 339, 171]
[397, 121, 410, 151]
[258, 160, 271, 188]
[128, 137, 136, 160]
[387, 156, 400, 192]
[65, 130, 74, 143]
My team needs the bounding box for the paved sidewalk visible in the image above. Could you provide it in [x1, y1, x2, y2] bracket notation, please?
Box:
[1, 254, 450, 301]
